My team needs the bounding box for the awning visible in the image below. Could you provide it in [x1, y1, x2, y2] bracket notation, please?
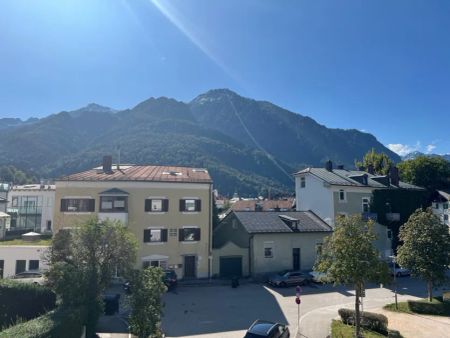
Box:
[0, 212, 10, 218]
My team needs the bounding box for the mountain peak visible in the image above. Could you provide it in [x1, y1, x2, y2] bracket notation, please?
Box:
[68, 103, 116, 118]
[191, 88, 242, 105]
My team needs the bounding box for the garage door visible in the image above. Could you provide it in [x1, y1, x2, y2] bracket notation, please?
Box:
[220, 257, 242, 278]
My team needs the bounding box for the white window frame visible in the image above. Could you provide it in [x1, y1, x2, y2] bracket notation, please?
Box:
[300, 177, 306, 188]
[264, 241, 274, 258]
[338, 190, 347, 203]
[362, 197, 370, 213]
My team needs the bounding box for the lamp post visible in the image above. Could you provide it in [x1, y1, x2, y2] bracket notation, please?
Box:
[389, 255, 398, 309]
[295, 285, 301, 335]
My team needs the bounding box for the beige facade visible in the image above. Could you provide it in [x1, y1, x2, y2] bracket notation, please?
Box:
[54, 179, 213, 279]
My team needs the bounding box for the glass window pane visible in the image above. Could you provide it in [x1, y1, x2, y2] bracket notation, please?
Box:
[151, 200, 162, 211]
[185, 199, 196, 211]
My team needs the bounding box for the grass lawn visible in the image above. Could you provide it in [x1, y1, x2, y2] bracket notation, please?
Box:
[0, 238, 52, 246]
[331, 320, 388, 338]
[384, 297, 450, 317]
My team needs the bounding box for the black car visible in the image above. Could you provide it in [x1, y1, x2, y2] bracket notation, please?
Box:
[244, 320, 290, 338]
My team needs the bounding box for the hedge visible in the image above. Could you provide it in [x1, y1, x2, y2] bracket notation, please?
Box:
[407, 297, 450, 316]
[0, 306, 86, 338]
[0, 280, 56, 329]
[338, 308, 388, 335]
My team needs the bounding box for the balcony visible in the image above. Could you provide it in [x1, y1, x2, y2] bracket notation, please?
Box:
[362, 212, 378, 222]
[386, 212, 400, 221]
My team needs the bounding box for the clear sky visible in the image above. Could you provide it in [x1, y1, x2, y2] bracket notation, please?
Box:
[1, 0, 449, 155]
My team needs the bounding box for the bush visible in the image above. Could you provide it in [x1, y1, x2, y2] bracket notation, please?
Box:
[407, 297, 450, 316]
[387, 329, 402, 338]
[338, 308, 388, 335]
[0, 306, 86, 338]
[0, 280, 56, 329]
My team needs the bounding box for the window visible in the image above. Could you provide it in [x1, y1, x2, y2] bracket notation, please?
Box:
[434, 203, 440, 209]
[315, 243, 323, 256]
[179, 227, 200, 242]
[179, 199, 201, 212]
[444, 215, 449, 221]
[11, 197, 18, 207]
[362, 197, 370, 213]
[144, 229, 168, 243]
[300, 177, 306, 188]
[100, 196, 127, 212]
[444, 203, 449, 210]
[143, 260, 168, 269]
[339, 190, 346, 202]
[145, 199, 169, 212]
[387, 230, 393, 239]
[264, 247, 273, 258]
[47, 220, 52, 231]
[60, 198, 95, 212]
[29, 260, 39, 270]
[15, 260, 26, 274]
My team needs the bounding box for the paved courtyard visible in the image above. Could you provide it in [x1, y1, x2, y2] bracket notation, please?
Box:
[162, 277, 442, 338]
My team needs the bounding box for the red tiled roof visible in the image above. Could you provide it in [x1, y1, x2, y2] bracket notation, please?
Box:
[58, 165, 212, 183]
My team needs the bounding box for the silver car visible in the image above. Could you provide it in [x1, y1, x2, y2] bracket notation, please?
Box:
[268, 270, 312, 287]
[9, 270, 46, 285]
[388, 263, 410, 277]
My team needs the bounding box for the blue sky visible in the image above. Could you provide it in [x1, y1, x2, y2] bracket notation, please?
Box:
[1, 0, 449, 155]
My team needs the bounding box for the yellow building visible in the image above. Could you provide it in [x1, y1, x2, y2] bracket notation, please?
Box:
[54, 157, 213, 279]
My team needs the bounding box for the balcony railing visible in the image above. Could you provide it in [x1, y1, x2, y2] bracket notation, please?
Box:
[362, 212, 378, 222]
[386, 213, 400, 221]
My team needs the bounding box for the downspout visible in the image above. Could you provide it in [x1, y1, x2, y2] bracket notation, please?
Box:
[248, 235, 253, 278]
[208, 183, 212, 280]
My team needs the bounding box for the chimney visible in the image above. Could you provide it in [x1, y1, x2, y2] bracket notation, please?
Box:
[389, 166, 400, 186]
[325, 160, 333, 172]
[337, 164, 344, 170]
[102, 155, 113, 174]
[367, 164, 374, 175]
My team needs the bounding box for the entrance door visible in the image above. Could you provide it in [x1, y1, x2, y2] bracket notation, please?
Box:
[16, 260, 26, 274]
[220, 257, 242, 278]
[0, 260, 4, 279]
[292, 248, 300, 270]
[184, 255, 196, 279]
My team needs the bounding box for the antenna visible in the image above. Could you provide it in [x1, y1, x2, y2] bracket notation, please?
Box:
[117, 145, 121, 170]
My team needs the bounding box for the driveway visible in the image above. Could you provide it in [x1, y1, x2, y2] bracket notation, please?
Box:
[162, 277, 440, 338]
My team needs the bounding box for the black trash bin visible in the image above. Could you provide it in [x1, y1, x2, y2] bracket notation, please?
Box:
[231, 276, 239, 288]
[103, 293, 120, 315]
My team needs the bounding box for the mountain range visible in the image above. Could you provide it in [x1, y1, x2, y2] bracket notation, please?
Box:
[402, 151, 450, 162]
[0, 89, 400, 196]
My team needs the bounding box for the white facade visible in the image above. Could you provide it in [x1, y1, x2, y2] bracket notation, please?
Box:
[8, 184, 55, 233]
[0, 245, 49, 278]
[432, 196, 450, 228]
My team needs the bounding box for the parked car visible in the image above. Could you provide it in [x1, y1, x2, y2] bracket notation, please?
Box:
[268, 270, 312, 287]
[388, 262, 410, 277]
[123, 269, 178, 293]
[244, 320, 290, 338]
[9, 270, 46, 285]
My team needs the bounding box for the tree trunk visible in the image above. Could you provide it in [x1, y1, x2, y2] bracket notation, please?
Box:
[427, 280, 433, 302]
[355, 283, 361, 338]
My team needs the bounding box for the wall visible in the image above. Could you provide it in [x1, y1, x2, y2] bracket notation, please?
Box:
[0, 246, 49, 278]
[295, 174, 334, 224]
[54, 180, 212, 279]
[251, 232, 330, 276]
[212, 241, 249, 277]
[432, 202, 450, 227]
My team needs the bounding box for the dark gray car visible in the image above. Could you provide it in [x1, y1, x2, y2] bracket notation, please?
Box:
[268, 270, 312, 287]
[244, 319, 290, 338]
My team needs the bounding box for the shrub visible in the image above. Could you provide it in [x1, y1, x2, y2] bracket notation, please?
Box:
[388, 329, 403, 338]
[0, 280, 56, 329]
[0, 306, 86, 338]
[338, 308, 388, 335]
[407, 297, 450, 316]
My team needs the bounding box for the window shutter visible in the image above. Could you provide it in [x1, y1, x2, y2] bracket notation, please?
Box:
[179, 228, 184, 241]
[195, 199, 202, 212]
[145, 199, 152, 212]
[60, 199, 68, 212]
[161, 229, 168, 242]
[143, 229, 151, 243]
[162, 199, 169, 212]
[179, 199, 185, 212]
[195, 228, 201, 241]
[88, 199, 95, 212]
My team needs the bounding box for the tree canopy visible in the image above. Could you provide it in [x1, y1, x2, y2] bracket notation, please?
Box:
[398, 156, 450, 191]
[397, 208, 450, 301]
[355, 148, 394, 175]
[315, 215, 390, 337]
[0, 165, 37, 185]
[46, 218, 138, 337]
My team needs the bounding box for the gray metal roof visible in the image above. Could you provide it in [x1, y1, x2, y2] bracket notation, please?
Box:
[437, 190, 450, 201]
[233, 211, 333, 234]
[295, 167, 424, 190]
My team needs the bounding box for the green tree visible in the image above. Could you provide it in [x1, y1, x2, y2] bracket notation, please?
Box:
[397, 209, 450, 302]
[47, 218, 138, 337]
[355, 148, 394, 175]
[0, 165, 37, 184]
[128, 268, 166, 338]
[398, 156, 450, 191]
[314, 215, 390, 337]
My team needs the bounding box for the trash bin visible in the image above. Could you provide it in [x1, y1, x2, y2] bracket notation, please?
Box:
[103, 293, 120, 315]
[231, 276, 239, 288]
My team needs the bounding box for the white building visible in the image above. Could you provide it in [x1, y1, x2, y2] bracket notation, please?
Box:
[7, 184, 55, 234]
[0, 183, 11, 240]
[0, 245, 49, 278]
[432, 191, 450, 228]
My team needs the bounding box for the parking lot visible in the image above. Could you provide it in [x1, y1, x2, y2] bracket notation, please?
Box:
[161, 277, 433, 338]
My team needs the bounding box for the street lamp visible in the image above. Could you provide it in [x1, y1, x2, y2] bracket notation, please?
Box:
[389, 255, 398, 309]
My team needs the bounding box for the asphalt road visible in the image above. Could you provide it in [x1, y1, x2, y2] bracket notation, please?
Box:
[162, 277, 444, 338]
